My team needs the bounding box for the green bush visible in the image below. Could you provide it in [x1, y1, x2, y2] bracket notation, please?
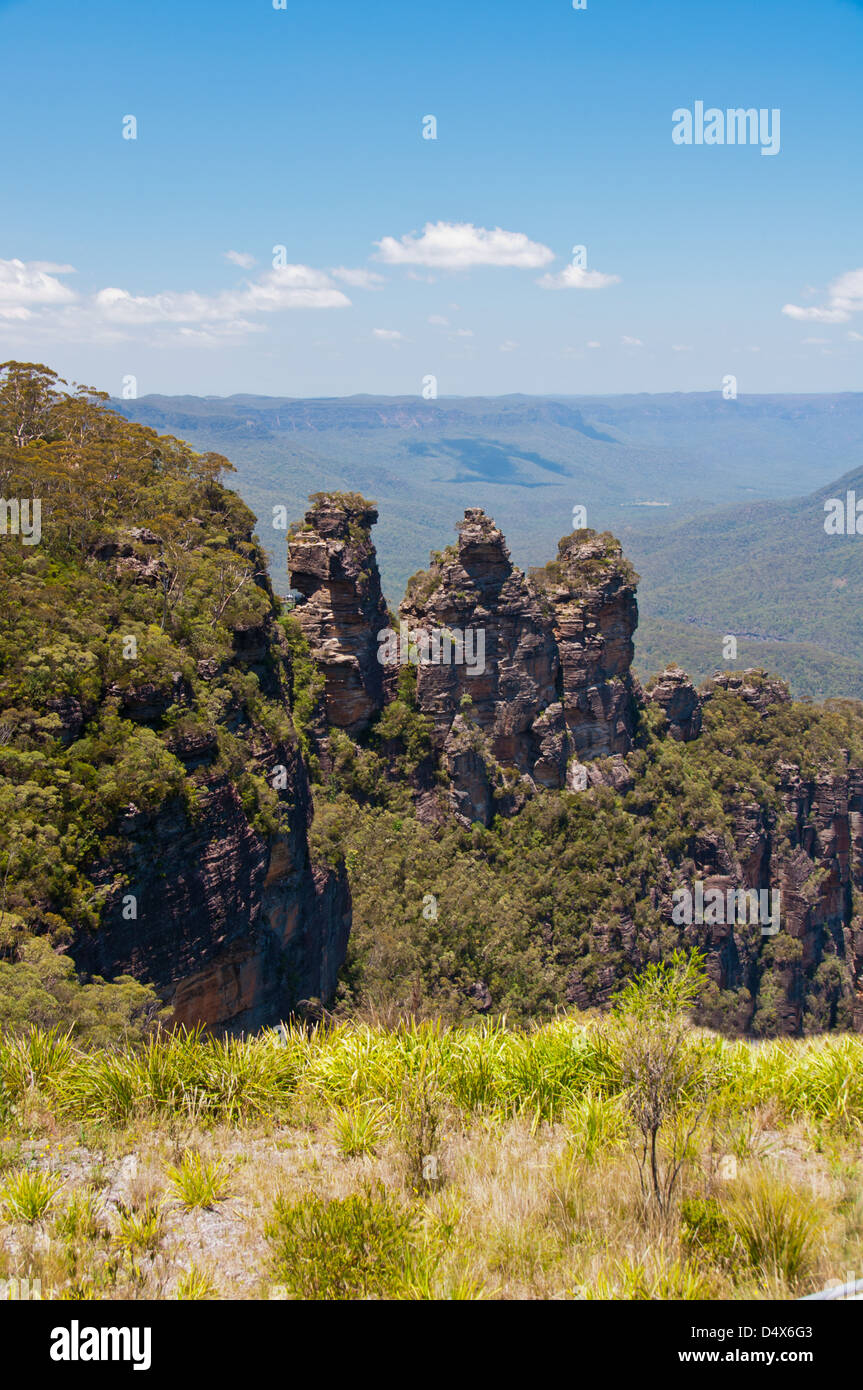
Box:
[266, 1185, 423, 1299]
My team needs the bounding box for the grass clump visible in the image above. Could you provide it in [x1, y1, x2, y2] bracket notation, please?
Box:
[730, 1172, 820, 1287]
[1, 1167, 64, 1223]
[166, 1152, 232, 1211]
[266, 1184, 427, 1300]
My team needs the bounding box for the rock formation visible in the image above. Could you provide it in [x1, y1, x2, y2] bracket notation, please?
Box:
[287, 493, 390, 735]
[531, 529, 641, 760]
[397, 514, 641, 822]
[704, 668, 791, 715]
[399, 508, 561, 818]
[283, 501, 863, 1036]
[645, 665, 703, 741]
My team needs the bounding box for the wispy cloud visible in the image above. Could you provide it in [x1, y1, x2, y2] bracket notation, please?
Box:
[372, 328, 404, 341]
[375, 221, 554, 269]
[538, 264, 621, 290]
[783, 268, 863, 324]
[224, 250, 256, 269]
[330, 266, 385, 289]
[94, 266, 350, 325]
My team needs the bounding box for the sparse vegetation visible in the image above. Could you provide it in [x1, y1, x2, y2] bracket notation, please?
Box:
[1, 958, 862, 1299]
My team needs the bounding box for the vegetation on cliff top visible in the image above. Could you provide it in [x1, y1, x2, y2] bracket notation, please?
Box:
[0, 362, 301, 1020]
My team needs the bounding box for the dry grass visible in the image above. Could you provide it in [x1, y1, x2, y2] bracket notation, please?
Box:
[1, 1006, 862, 1299]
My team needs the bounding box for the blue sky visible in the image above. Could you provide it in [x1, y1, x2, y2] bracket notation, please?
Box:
[0, 0, 861, 397]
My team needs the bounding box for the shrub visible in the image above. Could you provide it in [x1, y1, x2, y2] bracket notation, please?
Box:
[680, 1195, 739, 1269]
[114, 1198, 164, 1255]
[330, 1101, 387, 1159]
[266, 1185, 422, 1299]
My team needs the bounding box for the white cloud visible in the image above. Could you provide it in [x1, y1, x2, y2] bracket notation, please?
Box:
[849, 330, 863, 342]
[175, 321, 263, 346]
[499, 339, 518, 352]
[29, 262, 76, 274]
[428, 314, 449, 326]
[537, 264, 621, 291]
[224, 250, 256, 269]
[0, 258, 350, 346]
[802, 336, 830, 345]
[372, 328, 404, 341]
[94, 265, 350, 326]
[587, 341, 601, 349]
[783, 267, 863, 325]
[375, 221, 554, 269]
[330, 266, 385, 289]
[672, 344, 693, 352]
[782, 304, 849, 324]
[622, 336, 643, 347]
[451, 327, 473, 338]
[0, 258, 78, 318]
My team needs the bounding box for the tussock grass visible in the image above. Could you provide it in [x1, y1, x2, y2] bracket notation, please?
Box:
[1, 1167, 63, 1223]
[166, 1152, 232, 1211]
[3, 1015, 862, 1134]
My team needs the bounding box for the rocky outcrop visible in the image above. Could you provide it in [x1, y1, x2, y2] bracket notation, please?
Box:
[287, 494, 389, 735]
[532, 530, 641, 760]
[704, 669, 791, 714]
[399, 509, 561, 807]
[637, 760, 863, 1036]
[398, 514, 641, 822]
[646, 665, 703, 741]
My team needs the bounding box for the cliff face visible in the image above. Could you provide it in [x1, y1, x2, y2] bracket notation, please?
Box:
[564, 672, 863, 1035]
[68, 566, 351, 1035]
[287, 495, 390, 736]
[674, 758, 863, 1036]
[74, 709, 350, 1034]
[0, 366, 351, 1037]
